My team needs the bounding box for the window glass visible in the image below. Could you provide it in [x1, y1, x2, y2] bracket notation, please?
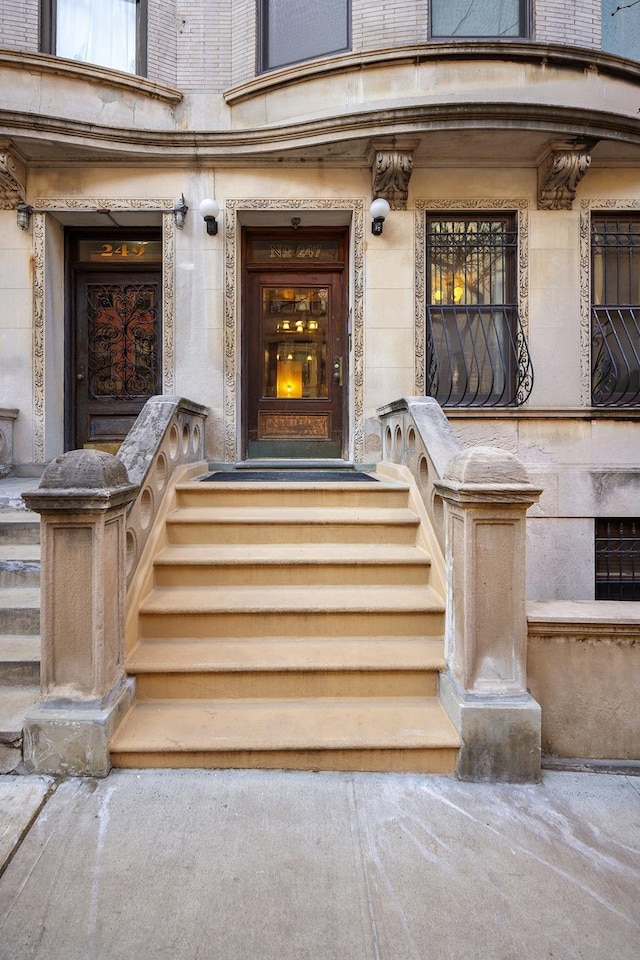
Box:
[56, 0, 137, 74]
[591, 215, 640, 406]
[601, 0, 640, 61]
[261, 0, 350, 72]
[431, 0, 526, 38]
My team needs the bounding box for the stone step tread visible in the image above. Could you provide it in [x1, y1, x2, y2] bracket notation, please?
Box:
[127, 637, 445, 673]
[140, 584, 445, 615]
[0, 685, 39, 739]
[154, 543, 431, 566]
[0, 587, 41, 609]
[177, 479, 409, 492]
[0, 511, 40, 524]
[110, 696, 460, 753]
[0, 635, 40, 660]
[167, 507, 420, 525]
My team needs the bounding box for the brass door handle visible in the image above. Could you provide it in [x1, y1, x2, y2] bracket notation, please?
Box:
[332, 356, 343, 386]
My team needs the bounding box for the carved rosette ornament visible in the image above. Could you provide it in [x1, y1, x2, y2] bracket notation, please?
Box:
[537, 142, 593, 211]
[0, 145, 26, 210]
[372, 151, 414, 211]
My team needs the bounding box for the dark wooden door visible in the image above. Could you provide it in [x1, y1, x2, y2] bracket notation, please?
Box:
[243, 230, 348, 459]
[72, 271, 162, 450]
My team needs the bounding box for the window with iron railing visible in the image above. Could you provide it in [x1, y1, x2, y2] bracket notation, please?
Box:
[425, 215, 533, 407]
[595, 518, 640, 600]
[259, 0, 350, 73]
[591, 215, 640, 407]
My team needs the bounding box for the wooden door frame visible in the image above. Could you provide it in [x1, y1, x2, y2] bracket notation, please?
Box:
[241, 227, 349, 460]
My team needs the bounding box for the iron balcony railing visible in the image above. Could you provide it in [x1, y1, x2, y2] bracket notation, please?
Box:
[426, 304, 534, 407]
[595, 518, 640, 601]
[591, 307, 640, 407]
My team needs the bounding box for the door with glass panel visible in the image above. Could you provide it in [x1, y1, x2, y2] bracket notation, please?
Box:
[243, 230, 347, 459]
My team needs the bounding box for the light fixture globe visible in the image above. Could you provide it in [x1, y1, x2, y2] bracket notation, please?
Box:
[199, 198, 220, 235]
[370, 197, 391, 235]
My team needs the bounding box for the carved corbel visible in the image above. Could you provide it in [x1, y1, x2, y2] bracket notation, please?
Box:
[0, 143, 26, 210]
[537, 141, 594, 211]
[371, 149, 414, 211]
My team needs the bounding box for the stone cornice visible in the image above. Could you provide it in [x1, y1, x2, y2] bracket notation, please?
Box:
[0, 50, 182, 105]
[224, 41, 640, 106]
[2, 100, 640, 165]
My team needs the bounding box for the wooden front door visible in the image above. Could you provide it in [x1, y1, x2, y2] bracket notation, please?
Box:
[243, 229, 348, 459]
[67, 231, 163, 451]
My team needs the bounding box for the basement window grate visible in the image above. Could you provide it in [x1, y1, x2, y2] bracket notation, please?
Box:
[595, 518, 640, 600]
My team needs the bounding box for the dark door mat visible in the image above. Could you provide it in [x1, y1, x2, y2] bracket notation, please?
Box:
[202, 470, 378, 483]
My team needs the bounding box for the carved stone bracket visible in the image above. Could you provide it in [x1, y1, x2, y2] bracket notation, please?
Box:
[371, 150, 414, 211]
[0, 144, 26, 209]
[537, 141, 593, 211]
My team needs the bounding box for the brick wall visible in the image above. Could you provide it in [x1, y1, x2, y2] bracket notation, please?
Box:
[0, 0, 39, 52]
[176, 0, 243, 92]
[534, 0, 601, 48]
[353, 0, 428, 51]
[147, 0, 178, 86]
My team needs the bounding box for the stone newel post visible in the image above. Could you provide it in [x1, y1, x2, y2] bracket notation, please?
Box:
[22, 450, 138, 777]
[435, 447, 543, 782]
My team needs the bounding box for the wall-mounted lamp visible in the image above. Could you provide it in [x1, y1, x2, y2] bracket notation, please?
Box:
[199, 198, 220, 236]
[16, 204, 33, 231]
[370, 197, 390, 236]
[173, 194, 188, 229]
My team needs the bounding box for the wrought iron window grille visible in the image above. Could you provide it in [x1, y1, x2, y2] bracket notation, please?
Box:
[591, 216, 640, 407]
[595, 518, 640, 601]
[426, 216, 533, 408]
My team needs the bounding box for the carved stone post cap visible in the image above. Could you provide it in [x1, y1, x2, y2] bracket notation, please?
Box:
[39, 449, 131, 490]
[443, 446, 531, 486]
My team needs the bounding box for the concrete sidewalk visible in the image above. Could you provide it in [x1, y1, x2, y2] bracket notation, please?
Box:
[0, 769, 638, 960]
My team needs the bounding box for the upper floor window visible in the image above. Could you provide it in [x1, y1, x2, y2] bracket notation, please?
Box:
[425, 215, 533, 407]
[601, 0, 640, 62]
[41, 0, 146, 75]
[591, 214, 640, 406]
[259, 0, 350, 73]
[430, 0, 529, 39]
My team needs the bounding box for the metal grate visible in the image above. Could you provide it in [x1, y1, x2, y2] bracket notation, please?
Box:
[426, 216, 533, 407]
[591, 216, 640, 406]
[595, 518, 640, 601]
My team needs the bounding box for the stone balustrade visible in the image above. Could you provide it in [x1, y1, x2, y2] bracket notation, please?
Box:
[378, 398, 543, 781]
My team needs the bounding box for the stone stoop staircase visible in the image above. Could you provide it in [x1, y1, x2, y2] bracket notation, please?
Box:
[110, 476, 460, 772]
[0, 483, 40, 773]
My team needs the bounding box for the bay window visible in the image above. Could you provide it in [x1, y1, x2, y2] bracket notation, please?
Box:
[41, 0, 146, 75]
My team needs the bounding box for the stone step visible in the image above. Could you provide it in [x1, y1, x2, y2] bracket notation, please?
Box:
[0, 545, 41, 587]
[109, 696, 460, 773]
[153, 542, 432, 587]
[0, 513, 40, 545]
[0, 684, 39, 774]
[166, 507, 420, 545]
[138, 584, 445, 640]
[176, 480, 410, 510]
[0, 636, 40, 685]
[0, 588, 40, 635]
[128, 636, 445, 699]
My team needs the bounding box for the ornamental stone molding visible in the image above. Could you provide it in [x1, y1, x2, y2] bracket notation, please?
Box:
[537, 141, 593, 211]
[31, 198, 176, 462]
[224, 199, 365, 463]
[371, 150, 414, 211]
[414, 199, 529, 396]
[579, 198, 640, 406]
[0, 143, 26, 209]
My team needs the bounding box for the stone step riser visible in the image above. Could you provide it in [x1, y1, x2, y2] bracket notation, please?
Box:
[153, 562, 431, 588]
[0, 562, 40, 588]
[0, 660, 40, 685]
[0, 609, 40, 635]
[135, 669, 440, 700]
[176, 487, 410, 510]
[166, 522, 419, 546]
[139, 609, 443, 640]
[111, 746, 459, 774]
[0, 523, 40, 546]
